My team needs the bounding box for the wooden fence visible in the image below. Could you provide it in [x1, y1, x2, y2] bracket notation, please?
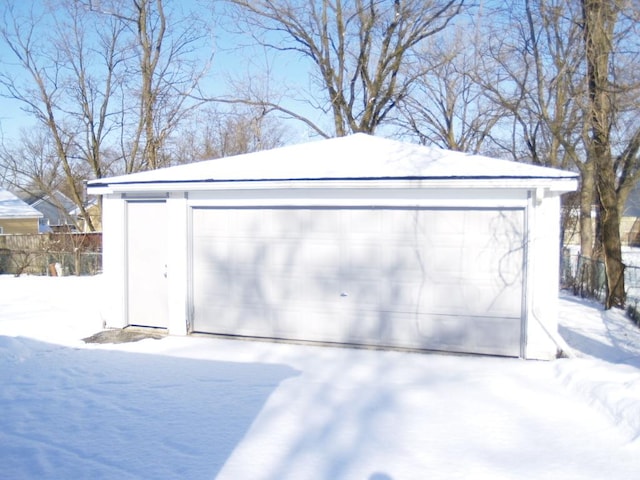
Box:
[0, 233, 102, 276]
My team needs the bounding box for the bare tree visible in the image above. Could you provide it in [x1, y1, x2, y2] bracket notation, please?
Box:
[473, 1, 640, 307]
[0, 130, 65, 195]
[397, 25, 505, 153]
[173, 105, 289, 163]
[476, 1, 586, 167]
[475, 1, 595, 262]
[85, 0, 214, 172]
[0, 127, 91, 230]
[0, 0, 215, 230]
[222, 0, 466, 137]
[0, 1, 116, 230]
[607, 5, 640, 224]
[582, 0, 623, 307]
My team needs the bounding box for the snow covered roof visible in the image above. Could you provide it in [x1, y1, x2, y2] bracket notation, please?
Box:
[0, 190, 43, 219]
[16, 190, 76, 212]
[88, 134, 578, 192]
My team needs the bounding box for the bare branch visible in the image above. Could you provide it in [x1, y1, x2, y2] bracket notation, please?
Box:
[223, 0, 466, 136]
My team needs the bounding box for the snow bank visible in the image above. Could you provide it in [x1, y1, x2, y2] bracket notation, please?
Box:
[555, 359, 640, 442]
[557, 293, 640, 443]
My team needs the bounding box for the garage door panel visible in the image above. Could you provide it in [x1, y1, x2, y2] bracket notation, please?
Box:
[463, 285, 521, 316]
[428, 246, 464, 276]
[192, 207, 524, 356]
[201, 306, 273, 337]
[370, 310, 518, 356]
[416, 314, 520, 356]
[429, 210, 466, 234]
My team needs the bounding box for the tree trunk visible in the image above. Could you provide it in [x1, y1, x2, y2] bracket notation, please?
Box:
[582, 0, 624, 308]
[597, 161, 625, 307]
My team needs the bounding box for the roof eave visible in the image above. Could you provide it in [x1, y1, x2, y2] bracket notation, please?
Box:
[0, 214, 43, 219]
[88, 176, 579, 195]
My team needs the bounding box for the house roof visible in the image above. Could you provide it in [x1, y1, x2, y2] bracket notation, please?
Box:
[0, 190, 43, 219]
[14, 191, 43, 205]
[88, 133, 579, 192]
[16, 190, 76, 212]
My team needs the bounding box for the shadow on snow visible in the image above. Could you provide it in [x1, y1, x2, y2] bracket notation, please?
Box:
[0, 336, 298, 480]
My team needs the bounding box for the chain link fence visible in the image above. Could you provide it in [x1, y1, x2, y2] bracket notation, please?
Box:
[560, 252, 607, 301]
[0, 233, 102, 276]
[561, 250, 640, 326]
[0, 250, 102, 276]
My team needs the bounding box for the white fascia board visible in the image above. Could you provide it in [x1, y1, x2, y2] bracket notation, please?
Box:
[548, 178, 579, 192]
[87, 177, 579, 195]
[187, 196, 530, 209]
[85, 185, 116, 195]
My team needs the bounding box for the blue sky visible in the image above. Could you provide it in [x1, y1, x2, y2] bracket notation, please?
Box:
[0, 0, 324, 146]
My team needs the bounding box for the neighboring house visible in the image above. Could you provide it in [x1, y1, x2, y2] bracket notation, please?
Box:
[621, 184, 640, 247]
[89, 133, 578, 360]
[0, 189, 43, 234]
[70, 197, 102, 232]
[563, 182, 640, 248]
[15, 190, 78, 233]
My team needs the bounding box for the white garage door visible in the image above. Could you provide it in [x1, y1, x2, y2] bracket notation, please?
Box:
[191, 207, 525, 356]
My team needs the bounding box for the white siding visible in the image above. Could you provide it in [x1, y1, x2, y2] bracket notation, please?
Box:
[96, 183, 569, 359]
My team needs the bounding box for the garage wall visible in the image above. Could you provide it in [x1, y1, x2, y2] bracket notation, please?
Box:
[523, 191, 563, 359]
[101, 193, 190, 334]
[101, 195, 127, 329]
[99, 184, 565, 359]
[165, 193, 189, 335]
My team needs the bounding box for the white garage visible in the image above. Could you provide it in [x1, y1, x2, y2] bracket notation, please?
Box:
[88, 134, 578, 359]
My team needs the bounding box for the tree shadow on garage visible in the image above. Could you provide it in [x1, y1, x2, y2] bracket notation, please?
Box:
[0, 336, 298, 479]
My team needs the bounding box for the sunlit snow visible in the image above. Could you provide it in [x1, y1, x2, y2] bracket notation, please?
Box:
[1, 275, 639, 479]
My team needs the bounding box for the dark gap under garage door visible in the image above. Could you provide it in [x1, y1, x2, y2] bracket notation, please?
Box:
[190, 207, 525, 356]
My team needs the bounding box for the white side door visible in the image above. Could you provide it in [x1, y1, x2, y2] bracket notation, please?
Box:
[126, 200, 168, 328]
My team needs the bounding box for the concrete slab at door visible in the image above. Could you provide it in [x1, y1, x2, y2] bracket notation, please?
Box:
[126, 200, 168, 328]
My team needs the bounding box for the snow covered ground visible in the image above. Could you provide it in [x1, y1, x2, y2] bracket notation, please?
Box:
[1, 275, 640, 479]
